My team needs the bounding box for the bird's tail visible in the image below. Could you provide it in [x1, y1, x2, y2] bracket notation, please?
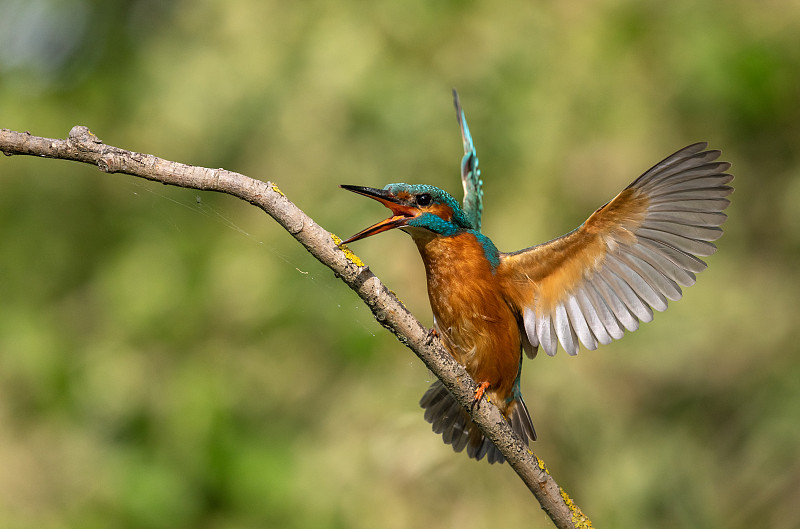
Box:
[419, 380, 536, 464]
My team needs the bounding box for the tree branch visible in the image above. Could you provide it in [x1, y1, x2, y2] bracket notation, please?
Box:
[0, 126, 592, 529]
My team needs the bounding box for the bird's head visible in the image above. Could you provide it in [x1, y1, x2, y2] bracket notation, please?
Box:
[341, 183, 472, 243]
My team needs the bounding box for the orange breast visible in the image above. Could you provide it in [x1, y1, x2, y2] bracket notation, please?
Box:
[411, 231, 521, 402]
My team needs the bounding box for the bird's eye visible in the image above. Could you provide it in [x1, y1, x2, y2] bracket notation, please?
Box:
[416, 193, 432, 206]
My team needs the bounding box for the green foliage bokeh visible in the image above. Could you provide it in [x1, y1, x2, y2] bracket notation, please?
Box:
[1, 1, 799, 528]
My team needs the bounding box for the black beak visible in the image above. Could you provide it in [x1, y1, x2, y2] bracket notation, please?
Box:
[340, 185, 419, 243]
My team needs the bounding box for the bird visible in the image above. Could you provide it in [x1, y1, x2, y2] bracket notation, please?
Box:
[340, 92, 732, 464]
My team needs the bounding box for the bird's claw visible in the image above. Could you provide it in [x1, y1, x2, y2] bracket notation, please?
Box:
[470, 381, 491, 411]
[425, 327, 439, 343]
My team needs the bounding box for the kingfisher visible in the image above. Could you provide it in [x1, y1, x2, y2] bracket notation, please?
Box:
[341, 92, 732, 464]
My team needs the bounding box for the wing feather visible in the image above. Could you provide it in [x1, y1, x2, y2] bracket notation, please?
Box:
[640, 220, 723, 241]
[624, 243, 694, 288]
[554, 303, 579, 356]
[583, 282, 625, 340]
[648, 198, 731, 212]
[638, 236, 708, 273]
[634, 145, 718, 185]
[593, 272, 640, 332]
[645, 210, 727, 227]
[565, 294, 599, 351]
[498, 143, 731, 355]
[603, 258, 662, 315]
[533, 310, 557, 357]
[641, 172, 733, 195]
[523, 308, 540, 349]
[574, 287, 614, 345]
[636, 228, 718, 256]
[634, 143, 708, 184]
[637, 161, 730, 190]
[617, 248, 682, 301]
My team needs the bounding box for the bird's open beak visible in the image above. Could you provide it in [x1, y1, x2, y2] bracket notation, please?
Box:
[340, 185, 418, 243]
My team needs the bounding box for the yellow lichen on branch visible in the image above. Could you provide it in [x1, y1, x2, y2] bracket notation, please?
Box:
[560, 488, 593, 529]
[332, 234, 365, 267]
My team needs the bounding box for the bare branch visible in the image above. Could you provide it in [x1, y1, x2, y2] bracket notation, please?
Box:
[0, 126, 592, 529]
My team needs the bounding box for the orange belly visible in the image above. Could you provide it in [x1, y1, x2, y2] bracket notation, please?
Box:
[411, 231, 521, 404]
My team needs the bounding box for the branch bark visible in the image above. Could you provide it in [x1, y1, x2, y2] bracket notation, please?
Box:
[1, 126, 592, 529]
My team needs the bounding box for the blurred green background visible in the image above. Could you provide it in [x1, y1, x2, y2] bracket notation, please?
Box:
[1, 0, 799, 528]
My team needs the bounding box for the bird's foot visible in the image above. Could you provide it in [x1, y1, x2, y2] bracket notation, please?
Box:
[470, 382, 491, 411]
[425, 327, 439, 343]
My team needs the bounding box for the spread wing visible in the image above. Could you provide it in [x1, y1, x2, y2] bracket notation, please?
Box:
[453, 89, 483, 232]
[497, 143, 733, 357]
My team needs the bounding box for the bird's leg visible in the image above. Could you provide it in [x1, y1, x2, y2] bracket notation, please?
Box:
[471, 381, 491, 411]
